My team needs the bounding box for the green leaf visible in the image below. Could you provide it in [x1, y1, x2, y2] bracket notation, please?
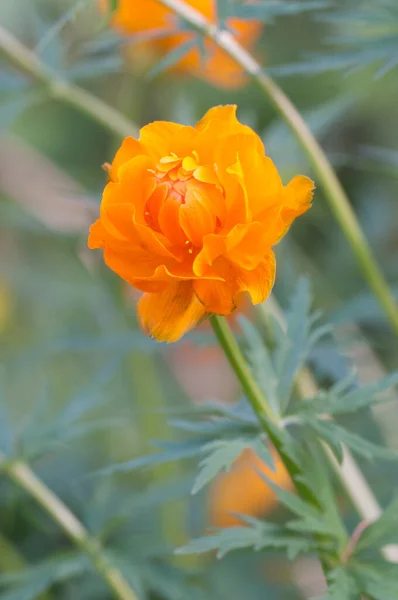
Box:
[294, 440, 347, 548]
[351, 562, 398, 600]
[239, 316, 279, 415]
[327, 568, 359, 600]
[258, 469, 338, 539]
[304, 417, 398, 462]
[177, 519, 314, 560]
[192, 435, 273, 494]
[94, 438, 207, 477]
[35, 0, 91, 56]
[16, 359, 124, 461]
[230, 0, 330, 21]
[355, 496, 398, 553]
[303, 372, 398, 417]
[273, 279, 330, 411]
[0, 554, 89, 600]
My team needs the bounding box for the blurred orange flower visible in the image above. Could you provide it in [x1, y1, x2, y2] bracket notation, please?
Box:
[88, 105, 314, 342]
[209, 447, 293, 527]
[103, 0, 263, 88]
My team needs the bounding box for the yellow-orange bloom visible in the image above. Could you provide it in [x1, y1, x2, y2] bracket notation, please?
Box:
[104, 0, 262, 88]
[209, 447, 293, 527]
[88, 105, 314, 342]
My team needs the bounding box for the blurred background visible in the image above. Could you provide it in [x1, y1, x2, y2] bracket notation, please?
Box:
[1, 0, 398, 598]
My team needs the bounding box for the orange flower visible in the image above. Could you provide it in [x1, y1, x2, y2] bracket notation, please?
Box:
[88, 105, 314, 342]
[103, 0, 263, 88]
[209, 447, 293, 527]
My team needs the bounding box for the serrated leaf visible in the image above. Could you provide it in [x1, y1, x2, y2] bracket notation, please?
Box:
[192, 435, 272, 494]
[308, 372, 398, 417]
[305, 417, 398, 462]
[327, 568, 359, 600]
[274, 278, 329, 411]
[239, 316, 279, 415]
[177, 520, 313, 560]
[93, 438, 207, 477]
[15, 359, 123, 460]
[0, 554, 89, 600]
[294, 440, 347, 547]
[258, 469, 338, 539]
[355, 497, 398, 553]
[351, 562, 398, 600]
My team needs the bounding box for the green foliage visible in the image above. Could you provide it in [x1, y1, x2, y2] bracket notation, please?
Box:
[1, 0, 398, 598]
[240, 278, 331, 415]
[271, 0, 398, 78]
[327, 568, 359, 600]
[177, 518, 316, 560]
[292, 370, 398, 463]
[0, 554, 89, 600]
[355, 497, 398, 553]
[219, 0, 331, 22]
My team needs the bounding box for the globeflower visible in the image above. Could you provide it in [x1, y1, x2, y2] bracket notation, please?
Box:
[102, 0, 263, 89]
[88, 105, 314, 342]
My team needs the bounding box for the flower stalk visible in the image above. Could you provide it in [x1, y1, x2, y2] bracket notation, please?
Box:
[210, 315, 340, 579]
[0, 452, 139, 600]
[156, 0, 398, 336]
[210, 317, 330, 505]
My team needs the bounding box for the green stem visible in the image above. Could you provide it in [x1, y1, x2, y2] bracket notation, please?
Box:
[258, 295, 398, 563]
[0, 25, 137, 139]
[210, 316, 276, 423]
[210, 316, 337, 579]
[210, 317, 322, 509]
[0, 452, 139, 600]
[156, 0, 398, 335]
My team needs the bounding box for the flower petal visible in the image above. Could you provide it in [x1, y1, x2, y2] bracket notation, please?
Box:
[158, 192, 187, 245]
[139, 121, 196, 160]
[195, 105, 239, 130]
[110, 137, 144, 182]
[88, 219, 106, 249]
[235, 251, 276, 304]
[194, 277, 236, 315]
[282, 175, 314, 224]
[179, 180, 219, 246]
[195, 252, 276, 314]
[256, 175, 314, 245]
[227, 222, 273, 270]
[193, 223, 255, 276]
[138, 282, 207, 342]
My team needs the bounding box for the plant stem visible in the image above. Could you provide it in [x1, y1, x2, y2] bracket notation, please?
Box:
[0, 25, 137, 139]
[210, 316, 340, 581]
[156, 0, 398, 335]
[210, 316, 276, 424]
[210, 319, 329, 512]
[261, 296, 398, 563]
[0, 452, 139, 600]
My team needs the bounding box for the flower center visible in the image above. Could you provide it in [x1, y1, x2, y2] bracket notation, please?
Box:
[144, 151, 220, 248]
